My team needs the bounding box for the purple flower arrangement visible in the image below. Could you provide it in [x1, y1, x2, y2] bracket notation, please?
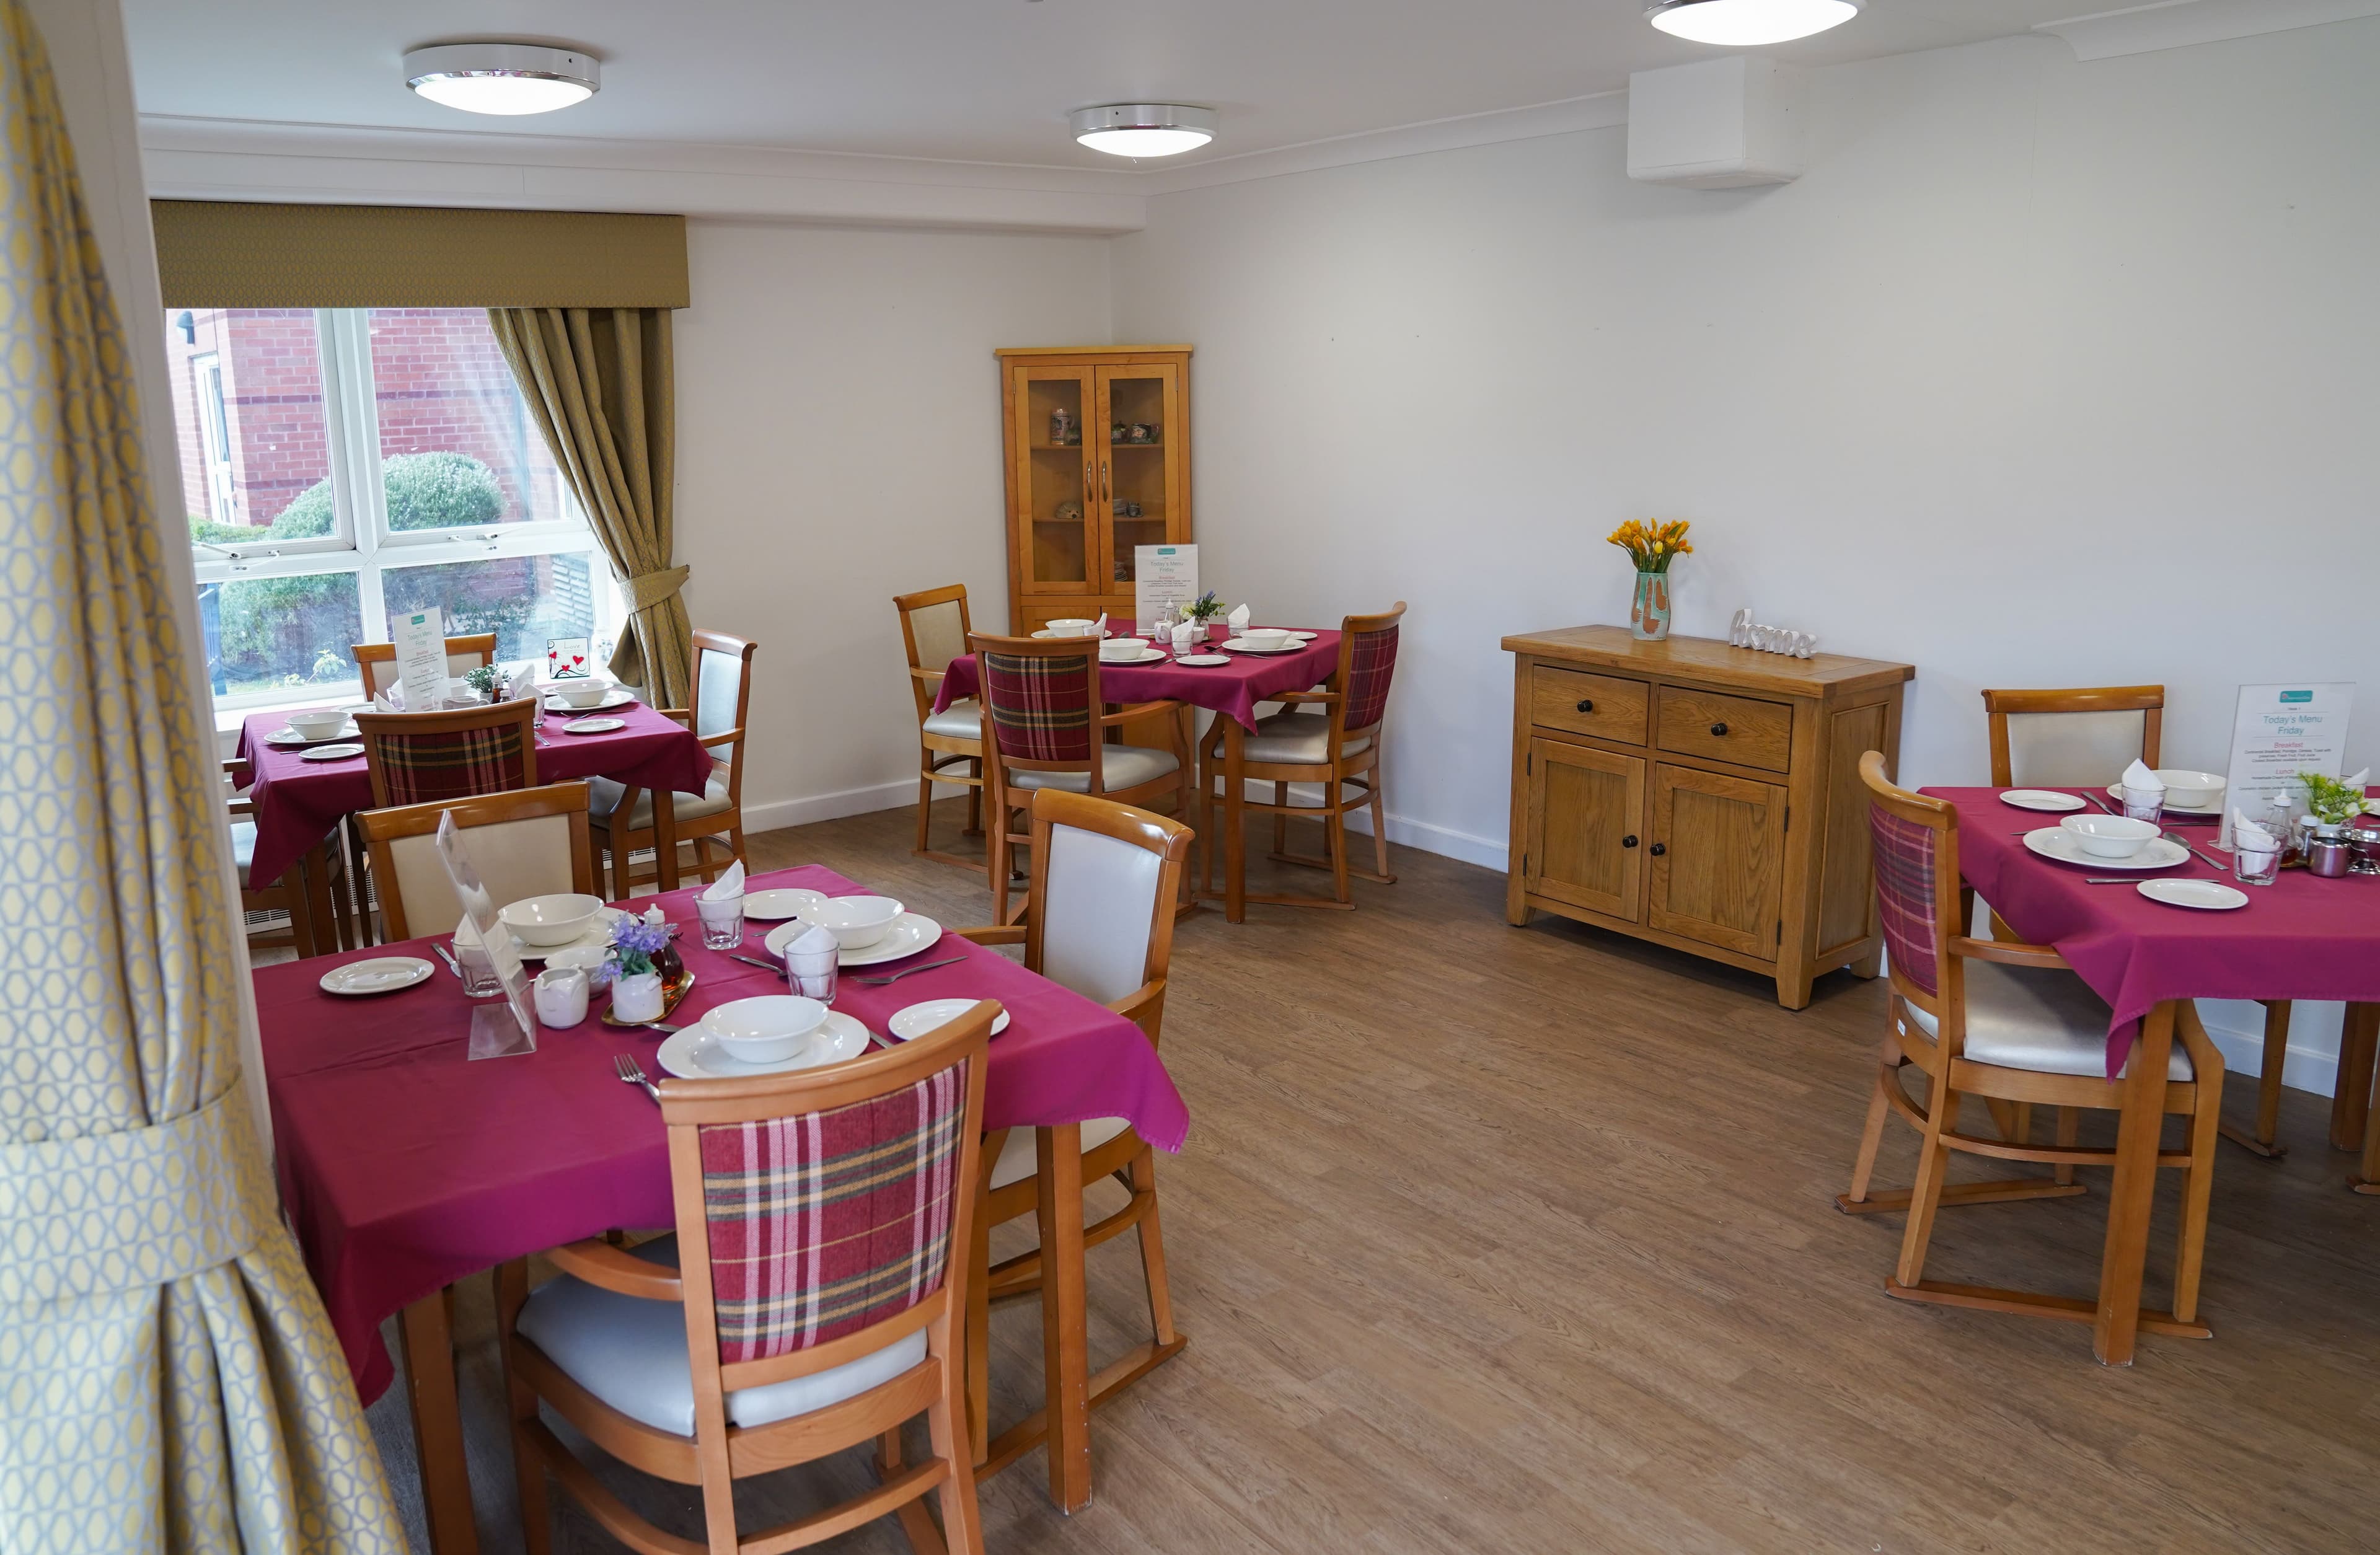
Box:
[595, 917, 672, 989]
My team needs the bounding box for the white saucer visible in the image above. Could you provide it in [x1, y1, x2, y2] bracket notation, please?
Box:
[1217, 638, 1299, 654]
[1174, 654, 1230, 667]
[299, 742, 365, 762]
[319, 956, 433, 996]
[561, 716, 627, 734]
[654, 1010, 872, 1078]
[889, 998, 1011, 1041]
[2138, 878, 2247, 910]
[765, 911, 943, 967]
[744, 888, 826, 922]
[2000, 789, 2086, 813]
[544, 689, 636, 713]
[511, 907, 628, 961]
[2104, 784, 2221, 818]
[1098, 649, 1169, 666]
[266, 722, 360, 746]
[2022, 829, 2188, 871]
[1275, 631, 1318, 641]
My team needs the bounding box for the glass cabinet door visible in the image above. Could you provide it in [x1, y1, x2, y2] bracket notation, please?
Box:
[1012, 366, 1096, 593]
[1094, 363, 1184, 592]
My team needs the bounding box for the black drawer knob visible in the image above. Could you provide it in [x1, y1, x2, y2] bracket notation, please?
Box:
[1649, 842, 1667, 857]
[1575, 698, 1595, 713]
[1709, 721, 1729, 736]
[1621, 834, 1638, 848]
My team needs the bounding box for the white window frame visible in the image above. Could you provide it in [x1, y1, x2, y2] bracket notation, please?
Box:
[188, 307, 615, 713]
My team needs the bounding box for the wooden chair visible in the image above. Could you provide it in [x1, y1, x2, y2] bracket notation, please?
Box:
[226, 757, 353, 957]
[352, 632, 499, 700]
[357, 783, 596, 941]
[1197, 603, 1403, 911]
[949, 790, 1192, 1475]
[894, 584, 987, 870]
[497, 1005, 995, 1555]
[354, 698, 540, 809]
[1983, 685, 2294, 1158]
[1840, 752, 2224, 1339]
[969, 631, 1191, 924]
[589, 629, 756, 899]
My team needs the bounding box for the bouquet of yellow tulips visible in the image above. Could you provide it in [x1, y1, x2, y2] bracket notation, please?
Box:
[1607, 518, 1694, 575]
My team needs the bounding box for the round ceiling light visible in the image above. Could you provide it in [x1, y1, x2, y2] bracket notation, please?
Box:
[1646, 0, 1861, 46]
[1070, 104, 1217, 158]
[404, 43, 599, 116]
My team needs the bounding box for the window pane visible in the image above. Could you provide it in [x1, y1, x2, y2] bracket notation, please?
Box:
[379, 552, 601, 664]
[198, 573, 363, 698]
[368, 308, 574, 530]
[163, 309, 336, 542]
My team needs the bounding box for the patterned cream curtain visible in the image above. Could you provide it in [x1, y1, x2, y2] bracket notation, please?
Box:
[488, 306, 693, 707]
[0, 6, 404, 1551]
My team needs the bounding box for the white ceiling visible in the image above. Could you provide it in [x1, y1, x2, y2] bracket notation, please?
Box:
[123, 0, 2096, 170]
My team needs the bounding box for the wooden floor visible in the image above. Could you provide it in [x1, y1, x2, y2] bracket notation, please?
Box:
[353, 799, 2380, 1554]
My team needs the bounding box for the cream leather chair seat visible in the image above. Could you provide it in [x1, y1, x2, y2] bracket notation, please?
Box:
[1007, 745, 1178, 794]
[1241, 711, 1372, 764]
[923, 699, 981, 739]
[588, 773, 735, 829]
[1900, 960, 2192, 1081]
[231, 819, 261, 889]
[987, 1117, 1131, 1190]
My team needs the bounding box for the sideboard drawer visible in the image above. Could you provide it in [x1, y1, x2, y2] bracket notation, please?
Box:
[1655, 687, 1794, 772]
[1529, 667, 1649, 744]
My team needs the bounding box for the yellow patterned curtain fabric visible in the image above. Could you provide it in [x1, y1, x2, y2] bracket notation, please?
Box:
[0, 6, 403, 1551]
[488, 306, 692, 707]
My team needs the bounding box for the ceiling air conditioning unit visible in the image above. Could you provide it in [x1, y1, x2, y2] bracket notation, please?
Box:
[1627, 56, 1807, 188]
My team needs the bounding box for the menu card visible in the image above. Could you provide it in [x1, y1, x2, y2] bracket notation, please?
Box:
[1135, 544, 1198, 633]
[391, 606, 447, 714]
[436, 810, 537, 1059]
[2217, 682, 2355, 848]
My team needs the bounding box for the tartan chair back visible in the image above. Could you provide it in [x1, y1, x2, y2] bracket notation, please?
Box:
[1867, 793, 1946, 1001]
[1339, 605, 1406, 734]
[356, 698, 539, 808]
[978, 643, 1096, 764]
[694, 1056, 971, 1364]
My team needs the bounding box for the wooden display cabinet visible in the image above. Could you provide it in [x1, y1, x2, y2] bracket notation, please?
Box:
[1502, 626, 1915, 1008]
[997, 346, 1191, 634]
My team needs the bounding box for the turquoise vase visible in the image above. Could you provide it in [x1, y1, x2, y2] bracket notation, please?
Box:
[1629, 570, 1672, 641]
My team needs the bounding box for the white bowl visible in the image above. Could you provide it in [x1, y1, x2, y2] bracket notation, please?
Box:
[288, 709, 347, 739]
[553, 679, 610, 708]
[798, 894, 905, 949]
[701, 995, 827, 1064]
[1240, 628, 1290, 650]
[498, 892, 607, 947]
[2153, 770, 2226, 809]
[544, 943, 609, 972]
[2060, 814, 2159, 859]
[1101, 637, 1151, 661]
[1046, 619, 1098, 637]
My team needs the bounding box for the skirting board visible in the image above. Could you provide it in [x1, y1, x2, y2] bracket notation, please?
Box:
[741, 778, 918, 835]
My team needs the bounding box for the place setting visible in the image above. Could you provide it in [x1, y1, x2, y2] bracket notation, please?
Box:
[263, 707, 364, 747]
[540, 676, 638, 714]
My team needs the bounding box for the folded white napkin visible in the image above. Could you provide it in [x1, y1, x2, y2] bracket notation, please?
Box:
[2233, 810, 2278, 855]
[454, 915, 484, 949]
[2344, 767, 2370, 791]
[505, 663, 537, 703]
[780, 923, 838, 969]
[702, 861, 746, 901]
[1171, 621, 1198, 654]
[374, 686, 401, 713]
[1227, 604, 1251, 633]
[2120, 758, 2164, 792]
[1093, 612, 1108, 635]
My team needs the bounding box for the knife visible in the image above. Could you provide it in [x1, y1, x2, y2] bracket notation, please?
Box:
[433, 941, 465, 979]
[2162, 830, 2227, 872]
[724, 954, 786, 976]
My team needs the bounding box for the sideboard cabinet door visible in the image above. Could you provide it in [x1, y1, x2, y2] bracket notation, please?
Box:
[1523, 739, 1645, 922]
[1647, 763, 1785, 959]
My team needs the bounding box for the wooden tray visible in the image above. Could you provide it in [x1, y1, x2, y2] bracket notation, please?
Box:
[602, 971, 695, 1028]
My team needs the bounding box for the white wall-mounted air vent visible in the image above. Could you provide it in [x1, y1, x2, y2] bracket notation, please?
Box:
[1627, 57, 1807, 189]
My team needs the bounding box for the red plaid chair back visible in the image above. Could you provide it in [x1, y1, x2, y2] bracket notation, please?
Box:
[1868, 801, 1945, 1000]
[356, 699, 538, 808]
[978, 643, 1095, 764]
[694, 1057, 971, 1363]
[1337, 605, 1406, 734]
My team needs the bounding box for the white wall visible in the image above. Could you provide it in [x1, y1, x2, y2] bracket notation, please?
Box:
[673, 220, 1111, 829]
[1107, 23, 2380, 1086]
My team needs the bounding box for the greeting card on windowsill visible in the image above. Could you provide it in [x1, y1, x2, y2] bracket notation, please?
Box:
[436, 810, 537, 1059]
[547, 637, 593, 680]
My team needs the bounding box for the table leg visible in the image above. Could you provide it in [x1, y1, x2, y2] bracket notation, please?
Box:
[2343, 1003, 2380, 1193]
[299, 839, 337, 959]
[1035, 1124, 1092, 1512]
[397, 1288, 480, 1555]
[2330, 1002, 2378, 1152]
[2092, 1001, 2176, 1367]
[1223, 720, 1246, 925]
[652, 789, 681, 894]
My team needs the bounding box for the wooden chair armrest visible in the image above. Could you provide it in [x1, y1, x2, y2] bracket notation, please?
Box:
[657, 707, 692, 726]
[1947, 935, 2069, 970]
[223, 756, 253, 782]
[1098, 700, 1180, 725]
[1108, 978, 1166, 1027]
[698, 725, 743, 750]
[1271, 690, 1339, 705]
[953, 925, 1028, 946]
[226, 797, 257, 818]
[909, 666, 946, 684]
[544, 1238, 683, 1302]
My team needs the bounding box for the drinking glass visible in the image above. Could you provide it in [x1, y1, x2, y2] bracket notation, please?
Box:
[784, 949, 839, 1005]
[695, 894, 746, 951]
[453, 937, 503, 997]
[2118, 786, 2164, 825]
[2234, 844, 2281, 887]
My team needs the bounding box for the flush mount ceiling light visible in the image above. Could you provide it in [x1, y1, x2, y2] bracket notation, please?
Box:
[1646, 0, 1861, 46]
[1070, 104, 1217, 158]
[404, 43, 599, 115]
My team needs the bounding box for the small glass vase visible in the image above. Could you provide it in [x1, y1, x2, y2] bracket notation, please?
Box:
[1629, 570, 1672, 641]
[610, 971, 665, 1024]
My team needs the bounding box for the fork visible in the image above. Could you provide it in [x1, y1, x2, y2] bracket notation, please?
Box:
[614, 1052, 661, 1102]
[851, 956, 967, 987]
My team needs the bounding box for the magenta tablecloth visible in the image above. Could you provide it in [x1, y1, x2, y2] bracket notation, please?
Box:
[1924, 787, 2380, 1075]
[234, 701, 713, 886]
[934, 628, 1341, 731]
[257, 864, 1189, 1403]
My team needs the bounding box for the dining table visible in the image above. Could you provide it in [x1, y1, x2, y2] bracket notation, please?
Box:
[934, 626, 1343, 922]
[1924, 786, 2380, 1364]
[256, 863, 1190, 1551]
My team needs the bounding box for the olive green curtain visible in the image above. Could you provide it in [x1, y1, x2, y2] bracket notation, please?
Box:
[0, 4, 403, 1551]
[487, 306, 692, 707]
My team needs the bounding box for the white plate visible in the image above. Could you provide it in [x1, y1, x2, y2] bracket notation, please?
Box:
[1217, 638, 1300, 654]
[1098, 649, 1170, 666]
[560, 716, 627, 735]
[2138, 878, 2247, 911]
[265, 722, 360, 746]
[2022, 829, 2188, 871]
[1174, 654, 1230, 667]
[511, 907, 628, 961]
[544, 688, 637, 713]
[2000, 789, 2086, 813]
[888, 998, 1011, 1041]
[766, 910, 943, 967]
[655, 1010, 872, 1078]
[2104, 784, 2222, 818]
[1032, 628, 1112, 640]
[319, 956, 433, 996]
[299, 742, 366, 762]
[744, 888, 826, 922]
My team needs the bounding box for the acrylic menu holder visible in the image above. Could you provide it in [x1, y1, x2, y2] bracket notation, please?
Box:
[2216, 682, 2354, 849]
[392, 605, 447, 713]
[436, 810, 539, 1059]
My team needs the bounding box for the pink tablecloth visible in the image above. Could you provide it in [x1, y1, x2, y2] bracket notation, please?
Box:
[935, 628, 1341, 730]
[1924, 787, 2380, 1075]
[256, 864, 1189, 1403]
[234, 701, 713, 886]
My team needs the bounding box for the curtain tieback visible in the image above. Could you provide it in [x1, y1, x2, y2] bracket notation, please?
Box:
[625, 565, 690, 612]
[0, 1084, 278, 1303]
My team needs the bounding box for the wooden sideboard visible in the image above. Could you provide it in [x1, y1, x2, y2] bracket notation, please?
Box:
[1502, 626, 1915, 1008]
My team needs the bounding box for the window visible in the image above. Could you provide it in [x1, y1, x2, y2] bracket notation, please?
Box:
[168, 307, 619, 707]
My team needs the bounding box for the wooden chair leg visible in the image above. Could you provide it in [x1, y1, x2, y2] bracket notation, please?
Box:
[1325, 789, 1352, 904]
[2226, 1000, 2293, 1158]
[916, 769, 936, 854]
[1129, 1147, 1180, 1349]
[1839, 1057, 1895, 1209]
[1893, 1068, 1959, 1289]
[964, 762, 984, 837]
[925, 1308, 985, 1555]
[495, 1261, 552, 1555]
[2175, 1075, 2221, 1326]
[2053, 1106, 2080, 1186]
[1272, 782, 1289, 857]
[966, 1140, 995, 1466]
[1367, 775, 1392, 881]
